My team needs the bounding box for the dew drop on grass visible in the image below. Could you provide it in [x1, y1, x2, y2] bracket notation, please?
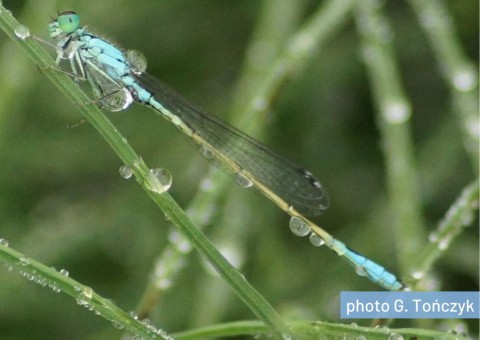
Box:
[50, 284, 61, 293]
[112, 320, 125, 329]
[82, 286, 93, 299]
[59, 269, 69, 277]
[145, 168, 172, 193]
[388, 333, 404, 340]
[380, 326, 390, 334]
[383, 100, 410, 124]
[412, 270, 425, 279]
[128, 311, 139, 320]
[438, 237, 450, 250]
[428, 231, 438, 242]
[18, 256, 30, 266]
[452, 67, 476, 91]
[0, 238, 8, 247]
[76, 286, 94, 308]
[14, 24, 30, 39]
[119, 165, 133, 179]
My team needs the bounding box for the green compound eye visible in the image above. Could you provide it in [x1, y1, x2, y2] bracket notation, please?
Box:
[57, 11, 80, 33]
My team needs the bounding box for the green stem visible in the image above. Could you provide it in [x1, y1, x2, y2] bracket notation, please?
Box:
[409, 0, 479, 170]
[0, 243, 170, 339]
[172, 319, 468, 340]
[354, 0, 426, 275]
[408, 178, 479, 286]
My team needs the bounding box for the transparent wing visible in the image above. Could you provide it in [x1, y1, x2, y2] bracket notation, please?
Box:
[84, 62, 132, 111]
[134, 73, 329, 216]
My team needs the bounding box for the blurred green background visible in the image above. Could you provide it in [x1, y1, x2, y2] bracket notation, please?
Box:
[0, 0, 478, 339]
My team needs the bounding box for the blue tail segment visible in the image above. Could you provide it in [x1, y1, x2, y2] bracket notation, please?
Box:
[332, 240, 405, 291]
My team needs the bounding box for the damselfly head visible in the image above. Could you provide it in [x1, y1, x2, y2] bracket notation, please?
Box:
[57, 11, 81, 33]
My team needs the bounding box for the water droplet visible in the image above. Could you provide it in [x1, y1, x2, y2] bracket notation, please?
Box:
[308, 233, 324, 247]
[200, 145, 214, 160]
[119, 165, 133, 179]
[3, 263, 12, 271]
[126, 50, 147, 73]
[383, 100, 410, 124]
[412, 270, 424, 279]
[289, 217, 310, 237]
[253, 97, 267, 111]
[461, 210, 474, 226]
[388, 333, 403, 340]
[428, 231, 438, 242]
[157, 329, 173, 339]
[128, 311, 139, 320]
[76, 298, 89, 307]
[82, 286, 93, 299]
[145, 168, 172, 194]
[0, 238, 9, 247]
[156, 278, 172, 290]
[235, 173, 253, 188]
[168, 230, 191, 253]
[112, 320, 125, 329]
[102, 88, 133, 111]
[452, 67, 476, 91]
[14, 24, 30, 39]
[50, 284, 61, 293]
[18, 256, 30, 266]
[355, 267, 367, 277]
[35, 277, 47, 287]
[77, 287, 93, 306]
[438, 237, 450, 250]
[466, 117, 480, 140]
[59, 269, 69, 277]
[380, 326, 390, 334]
[200, 178, 214, 192]
[148, 324, 158, 335]
[141, 318, 152, 327]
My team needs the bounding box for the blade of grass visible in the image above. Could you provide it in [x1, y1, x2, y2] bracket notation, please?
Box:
[0, 5, 293, 338]
[354, 0, 426, 276]
[407, 178, 479, 287]
[171, 320, 468, 340]
[0, 242, 172, 339]
[409, 0, 479, 170]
